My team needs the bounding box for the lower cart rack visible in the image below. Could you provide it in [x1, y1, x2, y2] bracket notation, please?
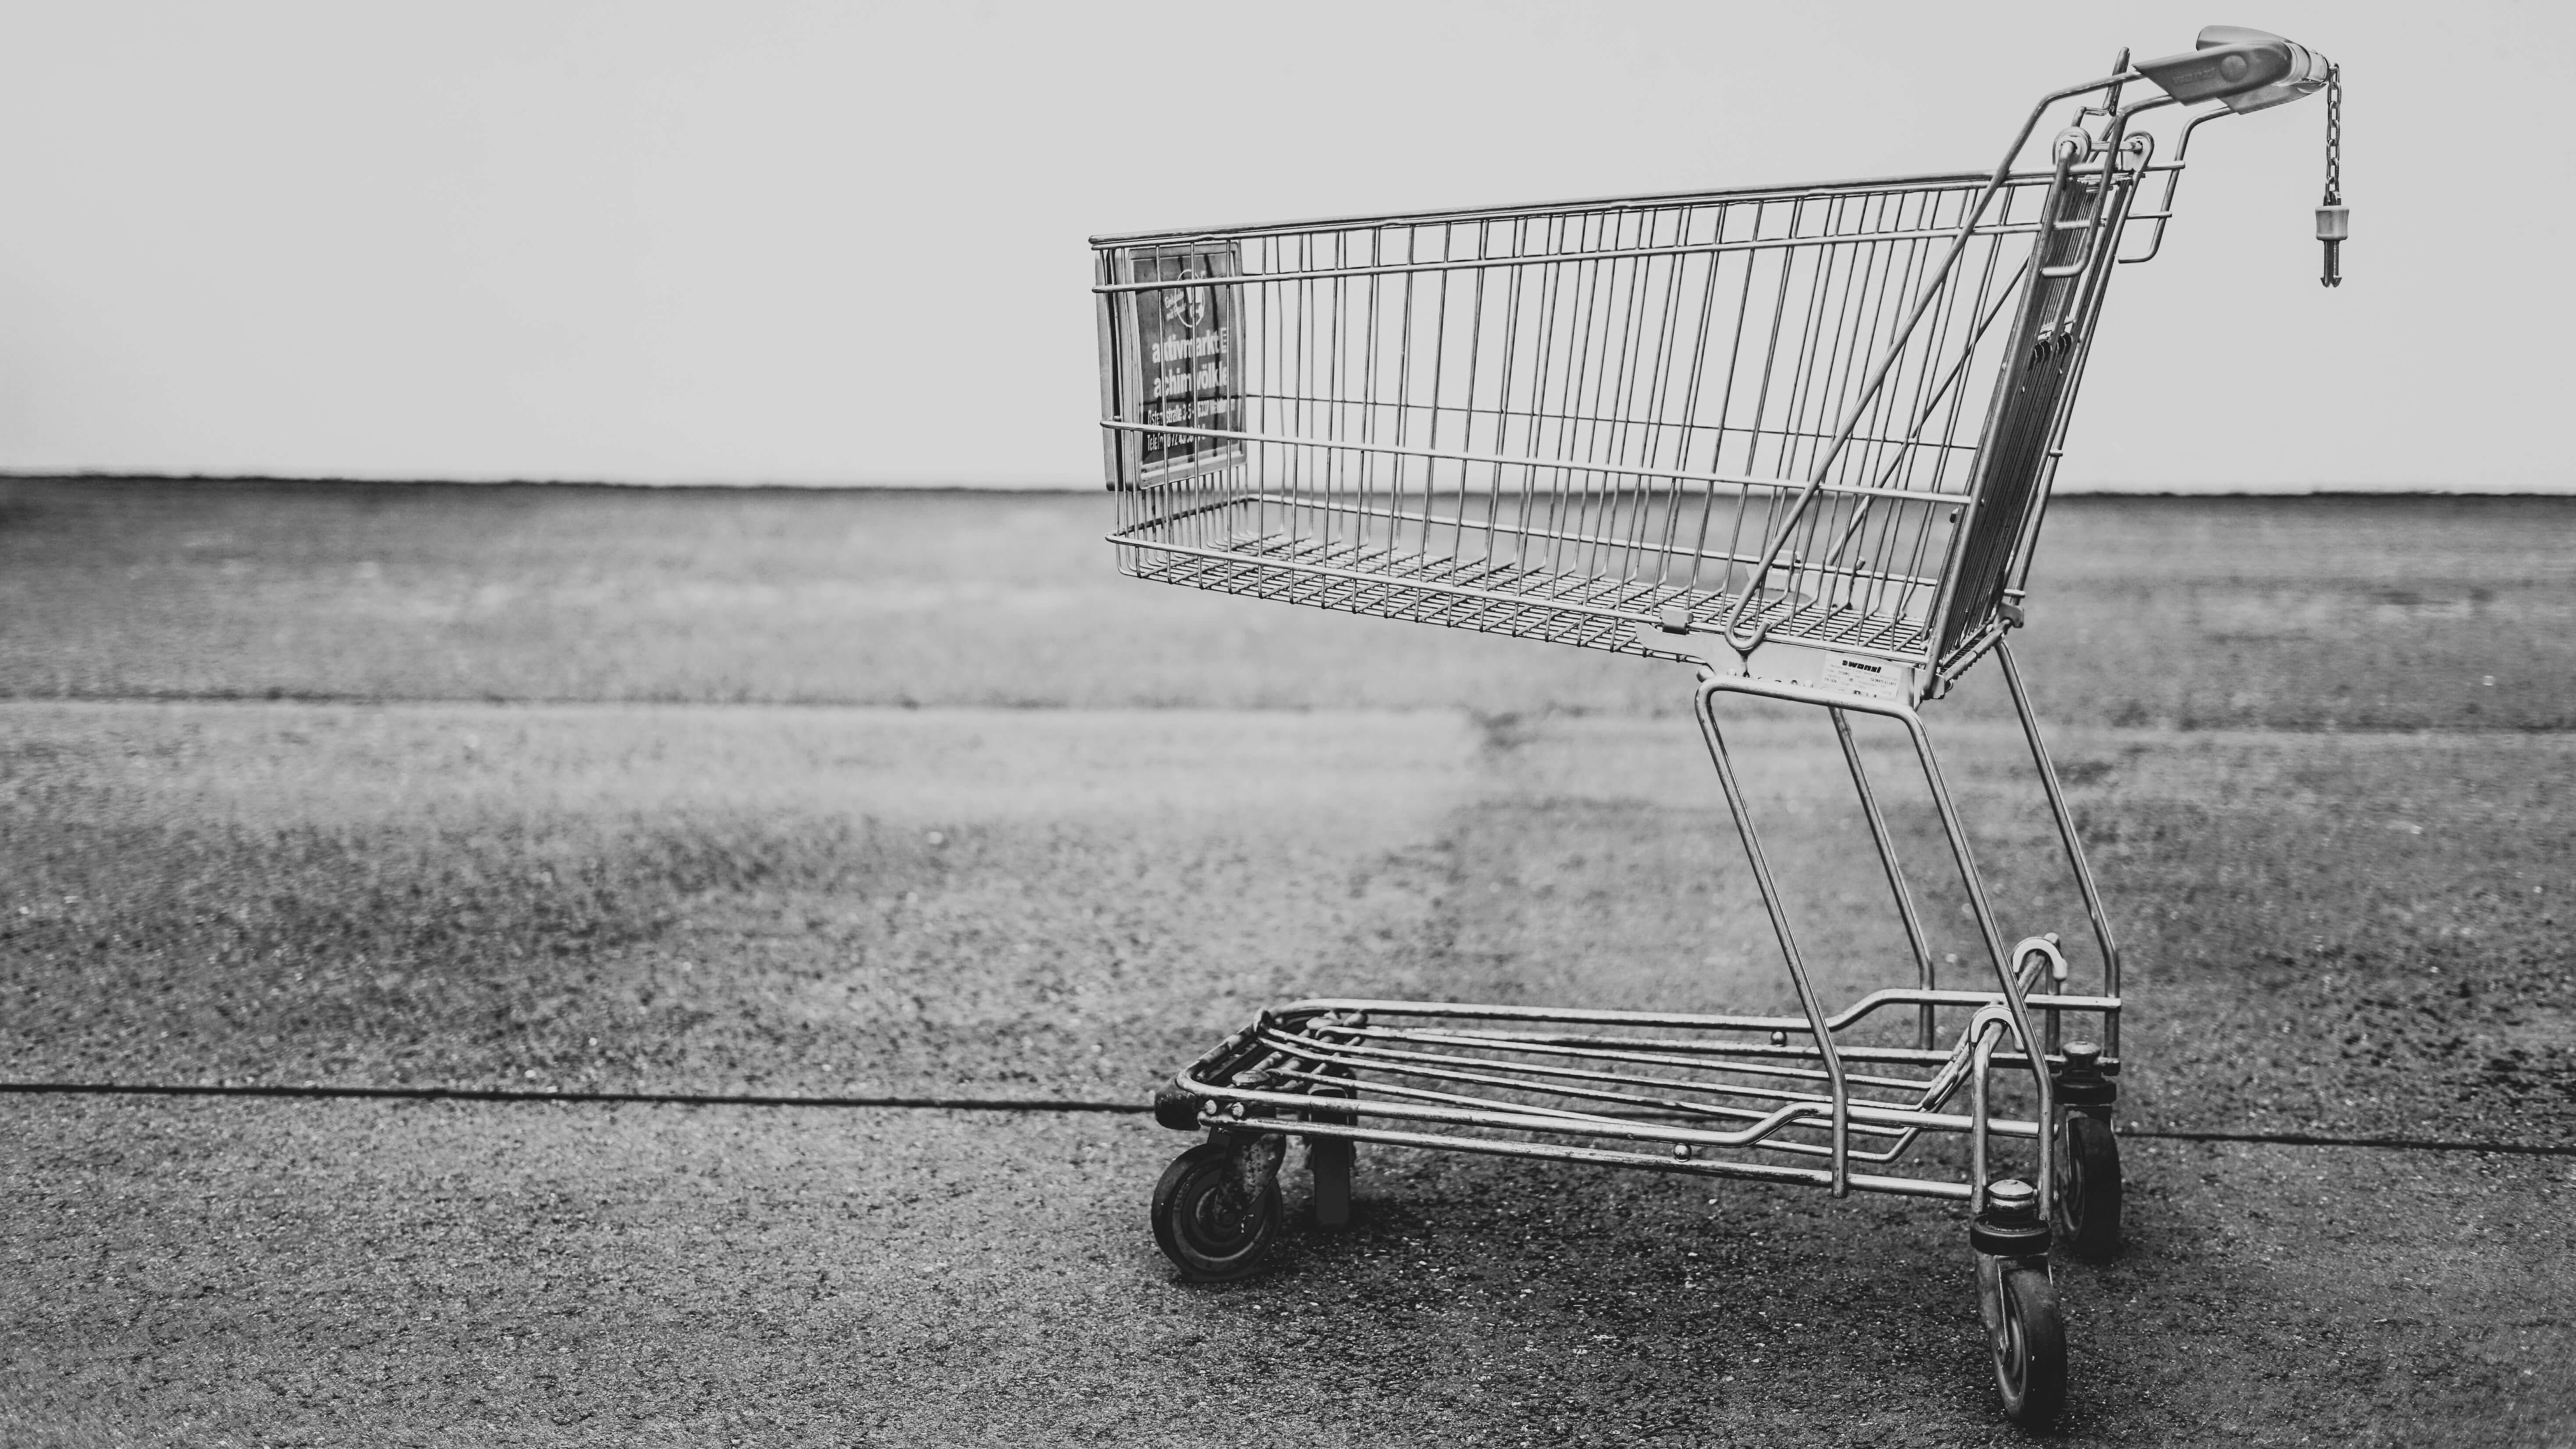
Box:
[1158, 979, 2118, 1206]
[1151, 978, 2125, 1430]
[1145, 651, 2132, 1431]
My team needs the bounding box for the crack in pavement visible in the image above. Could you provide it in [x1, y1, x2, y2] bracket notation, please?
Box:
[6, 1079, 2568, 1156]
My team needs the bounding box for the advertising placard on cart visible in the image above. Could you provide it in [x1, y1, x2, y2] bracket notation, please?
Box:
[1106, 242, 1244, 487]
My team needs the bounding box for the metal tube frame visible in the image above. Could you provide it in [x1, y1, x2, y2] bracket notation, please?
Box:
[1831, 705, 1940, 1051]
[1112, 49, 2310, 1232]
[1169, 663, 2123, 1220]
[1997, 638, 2122, 1058]
[1696, 669, 2056, 1218]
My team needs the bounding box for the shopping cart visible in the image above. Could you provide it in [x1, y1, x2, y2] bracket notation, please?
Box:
[1091, 26, 2337, 1428]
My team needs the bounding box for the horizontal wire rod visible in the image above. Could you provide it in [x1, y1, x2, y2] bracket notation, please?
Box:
[1216, 494, 1947, 592]
[1098, 419, 1968, 507]
[1223, 390, 1987, 460]
[1092, 221, 2050, 291]
[1090, 160, 2186, 248]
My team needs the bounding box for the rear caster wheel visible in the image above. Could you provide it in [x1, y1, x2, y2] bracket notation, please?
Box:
[1150, 1141, 1282, 1281]
[1979, 1256, 2067, 1430]
[2053, 1110, 2122, 1261]
[1304, 1066, 1356, 1231]
[1308, 1138, 1354, 1230]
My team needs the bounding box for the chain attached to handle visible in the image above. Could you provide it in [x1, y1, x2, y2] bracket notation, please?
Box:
[2316, 64, 2345, 287]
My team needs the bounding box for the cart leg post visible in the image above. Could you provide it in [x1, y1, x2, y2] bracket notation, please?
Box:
[1997, 639, 2123, 1060]
[1968, 1013, 2004, 1215]
[1894, 707, 2057, 1223]
[1830, 707, 1940, 1051]
[1693, 673, 1853, 1196]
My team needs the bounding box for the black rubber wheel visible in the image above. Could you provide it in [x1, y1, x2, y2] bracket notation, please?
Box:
[2053, 1111, 2122, 1261]
[1304, 1062, 1357, 1230]
[1990, 1260, 2068, 1430]
[1308, 1137, 1354, 1230]
[1150, 1142, 1281, 1282]
[1304, 1076, 1357, 1231]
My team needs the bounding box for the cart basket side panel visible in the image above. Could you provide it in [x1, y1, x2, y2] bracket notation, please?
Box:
[1936, 179, 2098, 660]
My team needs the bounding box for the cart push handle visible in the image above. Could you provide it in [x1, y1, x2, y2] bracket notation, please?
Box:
[1712, 25, 2341, 659]
[2134, 26, 2329, 113]
[2136, 27, 2345, 284]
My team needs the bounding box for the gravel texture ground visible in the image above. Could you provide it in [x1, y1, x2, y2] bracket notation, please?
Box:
[2, 480, 2572, 730]
[2, 703, 2568, 1146]
[1, 480, 2570, 1445]
[2, 1097, 2567, 1447]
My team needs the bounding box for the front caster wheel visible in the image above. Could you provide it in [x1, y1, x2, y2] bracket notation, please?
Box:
[1151, 1141, 1282, 1281]
[2053, 1111, 2122, 1261]
[1980, 1257, 2068, 1430]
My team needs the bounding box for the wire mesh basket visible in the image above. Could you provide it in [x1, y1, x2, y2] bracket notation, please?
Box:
[1098, 146, 2171, 699]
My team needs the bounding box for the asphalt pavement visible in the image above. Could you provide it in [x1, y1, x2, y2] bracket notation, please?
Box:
[3, 483, 2571, 1445]
[7, 1093, 2569, 1448]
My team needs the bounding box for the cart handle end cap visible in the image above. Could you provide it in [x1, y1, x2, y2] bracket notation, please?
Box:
[2135, 27, 2329, 114]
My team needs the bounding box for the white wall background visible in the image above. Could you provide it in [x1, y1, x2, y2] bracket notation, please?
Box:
[0, 0, 2565, 490]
